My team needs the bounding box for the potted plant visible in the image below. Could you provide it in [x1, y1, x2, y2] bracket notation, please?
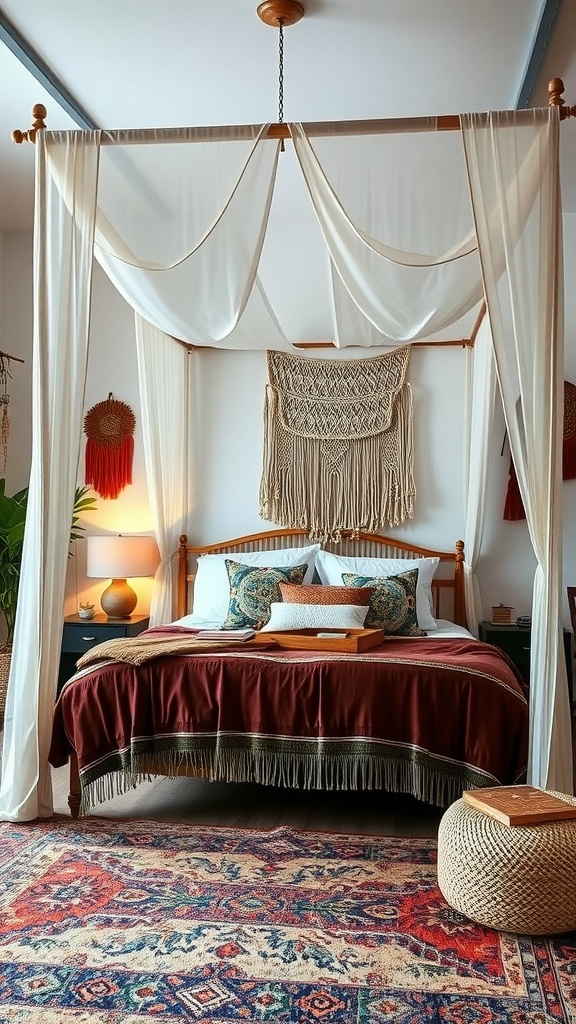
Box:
[0, 481, 28, 647]
[78, 601, 96, 620]
[0, 480, 97, 718]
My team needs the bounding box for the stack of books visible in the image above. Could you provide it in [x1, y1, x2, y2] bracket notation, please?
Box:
[196, 627, 255, 641]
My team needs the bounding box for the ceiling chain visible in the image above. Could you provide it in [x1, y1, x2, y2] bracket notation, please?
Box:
[278, 18, 285, 149]
[278, 18, 284, 124]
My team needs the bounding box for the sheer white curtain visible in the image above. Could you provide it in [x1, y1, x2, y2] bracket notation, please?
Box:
[292, 122, 484, 343]
[462, 314, 496, 638]
[462, 107, 572, 793]
[0, 131, 100, 820]
[135, 315, 192, 625]
[94, 126, 290, 351]
[291, 121, 549, 348]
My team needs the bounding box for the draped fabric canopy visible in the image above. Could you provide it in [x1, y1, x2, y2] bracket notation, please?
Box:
[0, 107, 571, 821]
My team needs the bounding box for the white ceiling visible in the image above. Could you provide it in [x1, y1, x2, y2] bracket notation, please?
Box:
[1, 0, 576, 233]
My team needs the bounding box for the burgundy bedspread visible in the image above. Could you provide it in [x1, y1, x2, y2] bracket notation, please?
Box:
[49, 635, 528, 814]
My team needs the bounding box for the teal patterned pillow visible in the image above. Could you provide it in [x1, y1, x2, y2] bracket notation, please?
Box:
[341, 568, 426, 636]
[223, 560, 308, 630]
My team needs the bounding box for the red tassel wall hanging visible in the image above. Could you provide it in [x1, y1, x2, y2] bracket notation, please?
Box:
[84, 393, 136, 500]
[503, 380, 576, 520]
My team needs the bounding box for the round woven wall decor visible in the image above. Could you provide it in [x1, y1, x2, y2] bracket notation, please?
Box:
[84, 393, 135, 500]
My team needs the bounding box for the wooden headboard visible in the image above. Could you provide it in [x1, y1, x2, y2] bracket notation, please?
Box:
[177, 528, 467, 627]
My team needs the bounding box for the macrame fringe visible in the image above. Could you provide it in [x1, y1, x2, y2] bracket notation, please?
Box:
[504, 434, 576, 521]
[85, 435, 134, 500]
[1, 405, 9, 476]
[504, 380, 576, 520]
[79, 746, 479, 816]
[503, 459, 524, 521]
[260, 350, 415, 541]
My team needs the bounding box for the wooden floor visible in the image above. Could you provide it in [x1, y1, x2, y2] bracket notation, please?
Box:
[50, 764, 445, 837]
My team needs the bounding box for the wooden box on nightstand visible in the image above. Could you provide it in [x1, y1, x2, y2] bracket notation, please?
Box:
[479, 620, 573, 704]
[58, 613, 150, 695]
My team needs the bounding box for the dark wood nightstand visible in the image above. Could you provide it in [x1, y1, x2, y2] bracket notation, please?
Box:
[479, 621, 573, 703]
[58, 613, 150, 695]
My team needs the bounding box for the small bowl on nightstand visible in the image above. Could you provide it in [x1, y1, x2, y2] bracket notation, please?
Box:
[78, 605, 95, 620]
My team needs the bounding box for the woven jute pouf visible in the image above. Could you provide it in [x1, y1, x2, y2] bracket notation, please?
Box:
[437, 793, 576, 934]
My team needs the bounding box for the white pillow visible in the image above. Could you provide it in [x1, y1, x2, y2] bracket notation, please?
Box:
[260, 602, 368, 632]
[315, 549, 439, 631]
[192, 544, 320, 623]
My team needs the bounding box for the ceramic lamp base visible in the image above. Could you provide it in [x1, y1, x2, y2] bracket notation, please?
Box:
[100, 578, 137, 618]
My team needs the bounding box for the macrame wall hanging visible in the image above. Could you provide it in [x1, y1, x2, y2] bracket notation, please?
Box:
[259, 347, 415, 541]
[84, 393, 136, 500]
[503, 379, 576, 521]
[0, 349, 24, 476]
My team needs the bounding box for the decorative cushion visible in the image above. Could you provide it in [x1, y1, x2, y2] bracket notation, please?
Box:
[222, 560, 308, 630]
[279, 582, 374, 606]
[342, 568, 426, 636]
[316, 549, 439, 630]
[260, 602, 368, 632]
[191, 543, 320, 624]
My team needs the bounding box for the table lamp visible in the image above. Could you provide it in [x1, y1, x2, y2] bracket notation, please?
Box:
[86, 534, 159, 618]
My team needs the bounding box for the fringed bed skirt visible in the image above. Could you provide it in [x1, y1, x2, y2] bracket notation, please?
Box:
[78, 744, 492, 817]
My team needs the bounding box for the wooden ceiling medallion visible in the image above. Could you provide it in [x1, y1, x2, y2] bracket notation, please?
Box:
[257, 1, 305, 27]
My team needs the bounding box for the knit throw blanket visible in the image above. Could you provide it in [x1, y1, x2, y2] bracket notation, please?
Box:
[259, 348, 415, 541]
[75, 632, 262, 669]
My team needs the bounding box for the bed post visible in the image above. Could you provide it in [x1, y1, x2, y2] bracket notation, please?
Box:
[68, 753, 81, 819]
[177, 534, 189, 619]
[454, 539, 466, 628]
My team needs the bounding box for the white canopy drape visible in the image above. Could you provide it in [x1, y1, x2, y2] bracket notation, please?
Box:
[462, 313, 496, 640]
[0, 107, 570, 821]
[134, 315, 192, 626]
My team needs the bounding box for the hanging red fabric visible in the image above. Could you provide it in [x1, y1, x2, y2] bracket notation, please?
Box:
[84, 394, 136, 500]
[503, 381, 576, 520]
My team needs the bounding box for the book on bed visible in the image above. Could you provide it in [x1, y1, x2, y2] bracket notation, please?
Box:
[462, 785, 576, 825]
[197, 628, 255, 640]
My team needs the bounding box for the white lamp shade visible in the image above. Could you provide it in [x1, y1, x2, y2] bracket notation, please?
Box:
[87, 535, 160, 580]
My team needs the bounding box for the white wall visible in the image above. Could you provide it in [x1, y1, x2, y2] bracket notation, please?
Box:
[2, 226, 576, 629]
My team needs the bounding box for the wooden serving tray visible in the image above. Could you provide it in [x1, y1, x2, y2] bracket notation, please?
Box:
[253, 627, 385, 653]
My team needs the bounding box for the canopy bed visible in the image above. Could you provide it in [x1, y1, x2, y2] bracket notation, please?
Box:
[0, 57, 574, 820]
[48, 528, 529, 817]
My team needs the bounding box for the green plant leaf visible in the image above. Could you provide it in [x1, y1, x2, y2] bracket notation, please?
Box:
[0, 480, 98, 640]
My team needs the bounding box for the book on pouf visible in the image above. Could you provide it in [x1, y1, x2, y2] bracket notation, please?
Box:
[462, 785, 576, 826]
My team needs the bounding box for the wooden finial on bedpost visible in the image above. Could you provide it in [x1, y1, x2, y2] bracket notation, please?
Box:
[549, 77, 565, 108]
[12, 103, 47, 143]
[548, 78, 576, 119]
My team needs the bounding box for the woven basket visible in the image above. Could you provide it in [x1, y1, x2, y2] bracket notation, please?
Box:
[437, 793, 576, 934]
[0, 644, 11, 726]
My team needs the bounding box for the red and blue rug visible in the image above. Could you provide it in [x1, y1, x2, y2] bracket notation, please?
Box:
[0, 816, 575, 1021]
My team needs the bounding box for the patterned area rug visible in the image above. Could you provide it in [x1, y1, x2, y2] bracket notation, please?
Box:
[1, 817, 575, 1022]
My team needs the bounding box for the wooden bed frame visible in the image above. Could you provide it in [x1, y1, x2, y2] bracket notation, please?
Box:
[65, 529, 466, 816]
[177, 528, 467, 627]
